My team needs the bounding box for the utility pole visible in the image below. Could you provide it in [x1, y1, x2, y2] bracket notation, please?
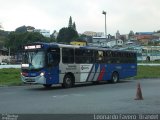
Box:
[102, 11, 107, 39]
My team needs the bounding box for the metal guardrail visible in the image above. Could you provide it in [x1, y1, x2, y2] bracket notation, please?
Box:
[0, 65, 21, 69]
[138, 63, 160, 66]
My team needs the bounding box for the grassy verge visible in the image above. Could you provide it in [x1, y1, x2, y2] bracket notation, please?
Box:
[0, 66, 160, 86]
[0, 68, 21, 86]
[135, 66, 160, 79]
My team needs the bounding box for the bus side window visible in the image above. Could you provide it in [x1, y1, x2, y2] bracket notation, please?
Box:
[105, 51, 111, 63]
[95, 50, 104, 63]
[116, 52, 121, 63]
[75, 49, 94, 64]
[47, 48, 60, 66]
[62, 48, 74, 63]
[84, 49, 94, 63]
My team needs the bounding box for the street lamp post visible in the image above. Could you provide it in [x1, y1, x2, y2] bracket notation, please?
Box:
[102, 11, 107, 40]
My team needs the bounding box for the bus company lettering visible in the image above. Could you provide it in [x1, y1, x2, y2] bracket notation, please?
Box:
[66, 65, 76, 70]
[81, 65, 90, 70]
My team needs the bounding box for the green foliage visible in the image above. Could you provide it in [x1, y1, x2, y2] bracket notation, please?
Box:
[68, 16, 76, 30]
[57, 27, 79, 43]
[72, 22, 76, 31]
[0, 30, 9, 47]
[57, 16, 79, 43]
[15, 25, 27, 33]
[0, 25, 56, 53]
[0, 30, 9, 36]
[15, 25, 35, 33]
[0, 23, 2, 29]
[68, 16, 72, 28]
[50, 30, 57, 42]
[79, 34, 92, 43]
[6, 32, 50, 53]
[157, 30, 160, 33]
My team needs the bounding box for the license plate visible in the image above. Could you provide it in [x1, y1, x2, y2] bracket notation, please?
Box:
[25, 78, 35, 82]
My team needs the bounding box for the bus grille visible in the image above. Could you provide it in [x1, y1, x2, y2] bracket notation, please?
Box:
[25, 78, 35, 83]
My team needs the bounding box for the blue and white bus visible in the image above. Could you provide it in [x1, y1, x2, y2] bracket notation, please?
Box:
[21, 42, 137, 88]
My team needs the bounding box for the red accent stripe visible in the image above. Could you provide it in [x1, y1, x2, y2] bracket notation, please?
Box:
[98, 67, 105, 81]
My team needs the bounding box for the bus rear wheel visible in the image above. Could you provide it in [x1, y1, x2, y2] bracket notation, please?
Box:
[62, 74, 74, 88]
[110, 72, 119, 83]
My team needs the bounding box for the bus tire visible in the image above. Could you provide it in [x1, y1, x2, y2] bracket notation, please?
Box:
[43, 84, 52, 88]
[62, 74, 74, 88]
[110, 72, 119, 83]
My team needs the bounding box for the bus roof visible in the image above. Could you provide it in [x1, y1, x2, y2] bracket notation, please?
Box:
[24, 42, 136, 53]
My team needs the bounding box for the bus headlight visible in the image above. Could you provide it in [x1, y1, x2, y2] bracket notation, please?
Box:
[40, 72, 45, 76]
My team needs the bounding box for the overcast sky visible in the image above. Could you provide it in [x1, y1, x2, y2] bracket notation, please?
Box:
[0, 0, 160, 35]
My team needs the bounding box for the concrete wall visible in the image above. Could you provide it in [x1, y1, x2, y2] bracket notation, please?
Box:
[0, 56, 10, 63]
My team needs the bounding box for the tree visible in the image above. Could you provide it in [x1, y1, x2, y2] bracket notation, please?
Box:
[50, 30, 57, 41]
[57, 16, 79, 43]
[68, 17, 77, 30]
[15, 25, 27, 33]
[57, 27, 79, 43]
[68, 16, 72, 28]
[6, 32, 50, 53]
[0, 23, 2, 29]
[72, 22, 76, 31]
[157, 30, 160, 33]
[0, 29, 9, 48]
[79, 34, 92, 43]
[15, 25, 36, 33]
[0, 30, 8, 37]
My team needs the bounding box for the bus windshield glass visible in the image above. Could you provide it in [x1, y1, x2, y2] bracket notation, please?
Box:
[22, 51, 45, 70]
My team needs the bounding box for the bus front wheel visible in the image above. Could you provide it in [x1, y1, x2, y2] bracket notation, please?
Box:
[110, 72, 119, 83]
[62, 74, 74, 88]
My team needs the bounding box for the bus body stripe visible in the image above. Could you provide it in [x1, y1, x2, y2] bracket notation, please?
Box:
[93, 64, 100, 81]
[87, 64, 95, 81]
[98, 67, 105, 81]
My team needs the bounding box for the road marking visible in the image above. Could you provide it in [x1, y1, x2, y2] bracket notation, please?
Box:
[52, 95, 69, 98]
[71, 94, 85, 97]
[52, 94, 85, 98]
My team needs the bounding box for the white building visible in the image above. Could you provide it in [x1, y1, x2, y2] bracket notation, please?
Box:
[91, 37, 117, 47]
[34, 29, 50, 38]
[107, 40, 117, 47]
[83, 31, 104, 37]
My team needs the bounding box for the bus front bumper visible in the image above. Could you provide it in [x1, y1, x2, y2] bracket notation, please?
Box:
[21, 75, 46, 84]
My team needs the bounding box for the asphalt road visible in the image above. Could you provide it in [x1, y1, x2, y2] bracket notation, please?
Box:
[0, 78, 160, 114]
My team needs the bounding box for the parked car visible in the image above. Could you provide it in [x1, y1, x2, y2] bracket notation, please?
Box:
[1, 59, 9, 65]
[0, 62, 8, 65]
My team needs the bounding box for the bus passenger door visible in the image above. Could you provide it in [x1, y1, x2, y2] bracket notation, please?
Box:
[46, 48, 60, 84]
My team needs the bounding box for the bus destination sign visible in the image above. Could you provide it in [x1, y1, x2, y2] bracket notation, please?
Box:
[24, 45, 42, 50]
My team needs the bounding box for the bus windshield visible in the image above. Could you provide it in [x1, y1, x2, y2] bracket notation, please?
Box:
[22, 51, 45, 70]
